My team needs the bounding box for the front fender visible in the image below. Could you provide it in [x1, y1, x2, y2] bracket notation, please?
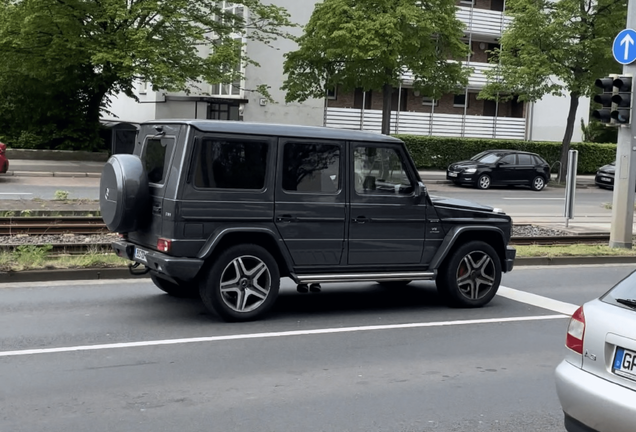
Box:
[428, 225, 507, 271]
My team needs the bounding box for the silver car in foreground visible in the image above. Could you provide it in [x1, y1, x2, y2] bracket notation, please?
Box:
[555, 270, 636, 432]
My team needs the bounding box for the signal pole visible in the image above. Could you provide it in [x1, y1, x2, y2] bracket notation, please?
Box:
[609, 2, 636, 248]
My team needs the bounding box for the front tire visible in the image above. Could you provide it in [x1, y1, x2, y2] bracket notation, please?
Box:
[531, 176, 546, 191]
[199, 244, 280, 322]
[436, 241, 502, 308]
[476, 174, 491, 190]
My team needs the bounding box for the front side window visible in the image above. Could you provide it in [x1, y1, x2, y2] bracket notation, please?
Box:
[143, 138, 175, 185]
[499, 154, 516, 165]
[193, 138, 268, 190]
[353, 146, 414, 195]
[282, 143, 340, 194]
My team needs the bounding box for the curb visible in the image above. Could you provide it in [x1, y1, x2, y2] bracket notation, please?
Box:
[4, 171, 100, 178]
[2, 256, 635, 283]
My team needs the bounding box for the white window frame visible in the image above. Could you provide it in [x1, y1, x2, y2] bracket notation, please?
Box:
[421, 96, 438, 106]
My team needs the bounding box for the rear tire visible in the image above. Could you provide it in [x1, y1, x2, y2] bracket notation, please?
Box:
[436, 241, 502, 308]
[199, 244, 280, 322]
[150, 274, 199, 298]
[531, 176, 546, 191]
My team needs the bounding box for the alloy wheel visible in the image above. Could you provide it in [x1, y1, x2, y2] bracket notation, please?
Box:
[219, 255, 271, 313]
[455, 251, 496, 300]
[533, 177, 545, 190]
[478, 175, 491, 189]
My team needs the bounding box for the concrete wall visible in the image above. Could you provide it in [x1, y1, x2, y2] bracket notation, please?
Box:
[242, 0, 325, 126]
[105, 84, 161, 124]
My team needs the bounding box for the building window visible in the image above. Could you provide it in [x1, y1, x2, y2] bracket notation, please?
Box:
[422, 96, 438, 106]
[459, 0, 474, 5]
[326, 87, 337, 100]
[208, 102, 241, 121]
[453, 94, 468, 108]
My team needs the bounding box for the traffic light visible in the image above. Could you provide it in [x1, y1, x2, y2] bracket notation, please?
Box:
[611, 76, 633, 124]
[592, 76, 616, 124]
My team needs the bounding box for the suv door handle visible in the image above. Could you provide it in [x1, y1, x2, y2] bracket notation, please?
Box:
[353, 216, 371, 223]
[276, 214, 296, 223]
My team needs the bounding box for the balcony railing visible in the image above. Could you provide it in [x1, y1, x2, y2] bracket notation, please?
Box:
[401, 62, 497, 89]
[325, 108, 526, 140]
[456, 6, 511, 37]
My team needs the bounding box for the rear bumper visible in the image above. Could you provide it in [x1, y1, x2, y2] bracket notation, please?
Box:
[505, 246, 515, 272]
[112, 240, 204, 281]
[555, 360, 636, 432]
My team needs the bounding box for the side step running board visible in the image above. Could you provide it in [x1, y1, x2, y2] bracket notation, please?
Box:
[294, 271, 436, 284]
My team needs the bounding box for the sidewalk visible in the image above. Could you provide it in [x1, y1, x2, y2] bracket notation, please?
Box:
[4, 159, 104, 177]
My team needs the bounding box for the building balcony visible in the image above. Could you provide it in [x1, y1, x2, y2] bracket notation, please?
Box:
[456, 6, 511, 39]
[401, 62, 498, 90]
[325, 108, 526, 140]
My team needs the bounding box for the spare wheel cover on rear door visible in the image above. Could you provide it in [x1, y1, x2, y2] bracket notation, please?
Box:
[100, 154, 149, 233]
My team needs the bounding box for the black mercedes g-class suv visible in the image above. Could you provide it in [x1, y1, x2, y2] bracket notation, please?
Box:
[101, 120, 515, 322]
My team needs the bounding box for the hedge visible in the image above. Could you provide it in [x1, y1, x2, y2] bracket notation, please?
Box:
[396, 135, 617, 175]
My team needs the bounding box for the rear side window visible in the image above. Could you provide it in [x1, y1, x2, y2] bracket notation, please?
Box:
[518, 154, 534, 165]
[532, 155, 546, 165]
[282, 143, 340, 194]
[193, 138, 268, 190]
[143, 138, 175, 184]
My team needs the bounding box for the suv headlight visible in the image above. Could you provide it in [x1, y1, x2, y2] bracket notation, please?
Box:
[464, 167, 477, 174]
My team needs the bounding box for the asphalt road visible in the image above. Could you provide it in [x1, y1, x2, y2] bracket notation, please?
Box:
[0, 264, 632, 432]
[0, 175, 615, 220]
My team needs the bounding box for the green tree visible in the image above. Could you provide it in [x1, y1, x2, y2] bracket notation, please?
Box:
[281, 0, 470, 135]
[479, 0, 626, 181]
[0, 0, 293, 150]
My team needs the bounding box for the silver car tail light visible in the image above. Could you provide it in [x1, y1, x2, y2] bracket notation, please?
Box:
[566, 306, 585, 355]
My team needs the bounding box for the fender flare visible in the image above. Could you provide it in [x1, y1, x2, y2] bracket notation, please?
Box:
[428, 225, 506, 270]
[197, 227, 294, 273]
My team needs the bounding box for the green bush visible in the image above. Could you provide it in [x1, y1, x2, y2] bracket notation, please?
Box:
[396, 135, 616, 175]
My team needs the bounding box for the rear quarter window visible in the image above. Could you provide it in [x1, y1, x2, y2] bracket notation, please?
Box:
[192, 138, 268, 190]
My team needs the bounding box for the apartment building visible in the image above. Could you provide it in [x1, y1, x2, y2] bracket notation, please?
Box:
[106, 0, 589, 142]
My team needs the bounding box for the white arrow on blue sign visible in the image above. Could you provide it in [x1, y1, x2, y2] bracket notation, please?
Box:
[613, 29, 636, 65]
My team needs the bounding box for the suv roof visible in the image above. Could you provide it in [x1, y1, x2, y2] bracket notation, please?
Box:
[142, 120, 403, 143]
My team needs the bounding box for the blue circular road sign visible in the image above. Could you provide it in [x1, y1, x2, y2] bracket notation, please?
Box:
[613, 29, 636, 65]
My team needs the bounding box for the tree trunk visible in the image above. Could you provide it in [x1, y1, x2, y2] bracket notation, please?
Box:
[557, 92, 580, 183]
[381, 82, 392, 135]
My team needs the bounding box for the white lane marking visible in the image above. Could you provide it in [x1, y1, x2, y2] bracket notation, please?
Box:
[0, 314, 567, 358]
[502, 197, 564, 200]
[498, 286, 578, 315]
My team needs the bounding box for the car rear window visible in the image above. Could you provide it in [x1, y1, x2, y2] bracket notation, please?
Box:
[601, 270, 636, 309]
[143, 138, 175, 185]
[192, 138, 269, 190]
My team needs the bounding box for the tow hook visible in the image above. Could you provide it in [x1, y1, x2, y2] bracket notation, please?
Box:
[128, 261, 150, 276]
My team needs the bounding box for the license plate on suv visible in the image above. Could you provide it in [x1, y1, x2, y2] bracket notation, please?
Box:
[134, 247, 148, 263]
[613, 347, 636, 380]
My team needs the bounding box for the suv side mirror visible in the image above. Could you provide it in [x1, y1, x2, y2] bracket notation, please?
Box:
[415, 181, 427, 199]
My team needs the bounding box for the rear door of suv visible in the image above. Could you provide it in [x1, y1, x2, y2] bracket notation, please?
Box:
[274, 138, 346, 268]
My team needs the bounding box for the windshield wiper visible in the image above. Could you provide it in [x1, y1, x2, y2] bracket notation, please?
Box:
[616, 298, 636, 309]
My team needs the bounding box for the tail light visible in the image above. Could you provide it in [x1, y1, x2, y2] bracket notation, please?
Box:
[0, 143, 5, 155]
[566, 306, 586, 354]
[157, 238, 171, 253]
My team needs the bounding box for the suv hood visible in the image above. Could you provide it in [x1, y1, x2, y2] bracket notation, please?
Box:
[429, 195, 494, 212]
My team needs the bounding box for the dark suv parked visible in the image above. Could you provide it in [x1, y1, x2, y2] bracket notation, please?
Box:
[100, 120, 516, 321]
